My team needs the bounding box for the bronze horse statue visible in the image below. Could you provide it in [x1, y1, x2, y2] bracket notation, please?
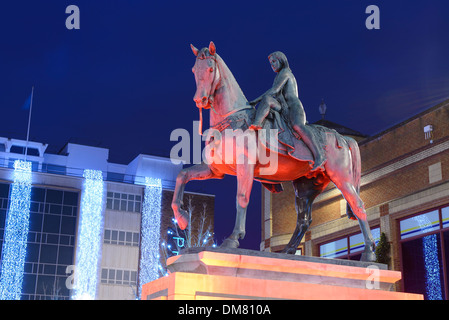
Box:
[171, 42, 376, 262]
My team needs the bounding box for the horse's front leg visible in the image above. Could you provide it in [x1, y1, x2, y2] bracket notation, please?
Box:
[171, 163, 223, 230]
[221, 162, 255, 248]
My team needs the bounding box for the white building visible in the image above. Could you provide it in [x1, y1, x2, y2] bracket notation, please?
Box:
[0, 136, 214, 300]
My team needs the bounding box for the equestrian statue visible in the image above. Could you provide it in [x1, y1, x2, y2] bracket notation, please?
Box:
[171, 41, 376, 262]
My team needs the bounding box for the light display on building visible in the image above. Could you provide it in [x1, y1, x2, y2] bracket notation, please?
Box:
[413, 215, 443, 300]
[72, 169, 104, 300]
[138, 177, 162, 297]
[166, 218, 187, 256]
[0, 160, 32, 300]
[422, 234, 443, 300]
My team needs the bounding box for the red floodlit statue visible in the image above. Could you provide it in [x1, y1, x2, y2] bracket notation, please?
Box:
[171, 42, 376, 261]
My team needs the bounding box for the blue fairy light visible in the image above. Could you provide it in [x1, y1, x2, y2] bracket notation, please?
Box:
[138, 177, 162, 297]
[0, 160, 32, 300]
[72, 169, 104, 300]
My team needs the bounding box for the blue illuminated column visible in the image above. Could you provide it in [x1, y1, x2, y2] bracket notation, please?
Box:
[72, 169, 104, 300]
[138, 177, 162, 297]
[422, 234, 443, 300]
[414, 215, 443, 300]
[0, 160, 32, 300]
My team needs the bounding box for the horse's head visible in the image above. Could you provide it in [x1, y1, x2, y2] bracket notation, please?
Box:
[191, 41, 220, 110]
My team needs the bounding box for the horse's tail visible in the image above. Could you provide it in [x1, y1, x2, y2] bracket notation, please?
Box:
[344, 136, 361, 220]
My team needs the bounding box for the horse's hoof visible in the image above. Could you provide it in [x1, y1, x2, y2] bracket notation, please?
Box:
[360, 250, 376, 262]
[281, 246, 297, 255]
[220, 238, 240, 249]
[175, 209, 189, 230]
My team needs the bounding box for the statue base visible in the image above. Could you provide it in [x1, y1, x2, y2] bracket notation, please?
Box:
[141, 247, 422, 300]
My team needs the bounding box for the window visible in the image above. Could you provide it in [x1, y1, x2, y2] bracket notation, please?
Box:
[443, 206, 449, 229]
[8, 159, 39, 172]
[100, 268, 138, 286]
[320, 238, 348, 259]
[400, 205, 449, 300]
[319, 227, 380, 259]
[402, 233, 445, 300]
[103, 228, 139, 247]
[400, 210, 440, 240]
[19, 186, 79, 300]
[0, 183, 11, 263]
[107, 172, 125, 183]
[9, 145, 39, 156]
[106, 192, 142, 213]
[42, 164, 67, 175]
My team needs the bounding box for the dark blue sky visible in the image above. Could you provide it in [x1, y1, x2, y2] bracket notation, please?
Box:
[1, 1, 449, 250]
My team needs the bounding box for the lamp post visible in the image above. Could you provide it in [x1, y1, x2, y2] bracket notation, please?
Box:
[319, 99, 327, 120]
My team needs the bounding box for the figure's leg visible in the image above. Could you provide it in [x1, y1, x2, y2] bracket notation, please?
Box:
[282, 174, 329, 254]
[292, 124, 326, 171]
[171, 163, 224, 230]
[221, 162, 255, 248]
[250, 96, 281, 130]
[290, 100, 326, 171]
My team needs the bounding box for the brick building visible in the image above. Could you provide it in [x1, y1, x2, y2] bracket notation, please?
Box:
[261, 99, 449, 299]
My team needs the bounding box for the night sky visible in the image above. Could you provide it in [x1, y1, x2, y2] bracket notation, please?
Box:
[1, 1, 449, 250]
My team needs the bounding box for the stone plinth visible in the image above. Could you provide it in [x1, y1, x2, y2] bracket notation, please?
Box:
[141, 247, 423, 300]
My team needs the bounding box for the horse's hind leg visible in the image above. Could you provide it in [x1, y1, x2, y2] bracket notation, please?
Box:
[332, 180, 376, 262]
[325, 137, 376, 261]
[282, 174, 329, 254]
[171, 163, 224, 230]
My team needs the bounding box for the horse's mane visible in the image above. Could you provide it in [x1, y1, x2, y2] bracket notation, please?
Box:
[214, 53, 248, 103]
[197, 46, 247, 103]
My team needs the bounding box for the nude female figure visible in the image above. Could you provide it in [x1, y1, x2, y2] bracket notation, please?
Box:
[249, 51, 325, 171]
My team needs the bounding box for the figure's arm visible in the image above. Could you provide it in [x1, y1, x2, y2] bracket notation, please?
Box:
[265, 72, 289, 96]
[249, 94, 264, 105]
[249, 72, 289, 105]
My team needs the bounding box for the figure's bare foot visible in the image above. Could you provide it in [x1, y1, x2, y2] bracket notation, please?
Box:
[249, 124, 262, 131]
[310, 158, 326, 172]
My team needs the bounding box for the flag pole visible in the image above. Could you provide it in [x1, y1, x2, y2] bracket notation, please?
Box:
[24, 86, 34, 162]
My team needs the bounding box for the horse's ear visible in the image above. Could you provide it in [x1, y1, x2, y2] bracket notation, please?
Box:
[190, 44, 199, 56]
[208, 41, 216, 55]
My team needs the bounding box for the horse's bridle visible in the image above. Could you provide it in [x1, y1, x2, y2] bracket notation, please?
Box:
[206, 56, 222, 115]
[197, 55, 220, 135]
[197, 54, 252, 135]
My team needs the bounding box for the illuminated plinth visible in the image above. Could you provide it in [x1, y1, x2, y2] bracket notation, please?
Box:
[141, 247, 423, 300]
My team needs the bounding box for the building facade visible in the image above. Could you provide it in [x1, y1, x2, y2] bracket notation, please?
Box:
[0, 137, 214, 300]
[261, 99, 449, 299]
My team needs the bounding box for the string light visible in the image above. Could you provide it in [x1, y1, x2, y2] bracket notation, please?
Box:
[72, 169, 104, 300]
[0, 160, 32, 300]
[414, 215, 443, 300]
[422, 234, 443, 300]
[138, 177, 162, 297]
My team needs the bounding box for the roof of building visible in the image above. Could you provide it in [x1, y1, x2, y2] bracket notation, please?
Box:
[313, 119, 368, 138]
[359, 98, 449, 146]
